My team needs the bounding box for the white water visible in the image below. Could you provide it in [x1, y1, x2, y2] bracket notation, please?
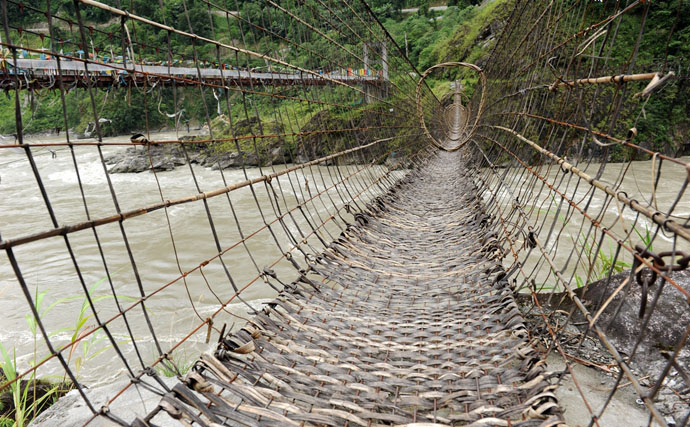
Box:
[0, 131, 391, 386]
[485, 156, 690, 291]
[3, 131, 689, 387]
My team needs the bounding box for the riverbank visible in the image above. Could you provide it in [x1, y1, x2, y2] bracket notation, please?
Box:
[101, 109, 410, 173]
[518, 269, 690, 424]
[103, 141, 287, 173]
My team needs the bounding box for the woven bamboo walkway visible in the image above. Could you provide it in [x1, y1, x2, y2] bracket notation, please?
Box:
[143, 151, 563, 426]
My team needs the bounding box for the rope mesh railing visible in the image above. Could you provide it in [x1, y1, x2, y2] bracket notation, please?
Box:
[0, 0, 446, 423]
[470, 0, 689, 425]
[0, 0, 688, 425]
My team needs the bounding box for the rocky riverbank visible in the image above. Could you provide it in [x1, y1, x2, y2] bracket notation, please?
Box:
[104, 141, 288, 173]
[519, 269, 690, 424]
[104, 143, 410, 173]
[102, 106, 416, 173]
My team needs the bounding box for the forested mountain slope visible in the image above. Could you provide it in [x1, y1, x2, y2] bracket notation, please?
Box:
[2, 0, 687, 159]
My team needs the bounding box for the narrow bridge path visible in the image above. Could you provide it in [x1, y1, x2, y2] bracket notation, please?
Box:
[147, 150, 562, 426]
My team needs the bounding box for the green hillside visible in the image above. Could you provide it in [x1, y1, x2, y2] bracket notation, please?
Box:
[2, 0, 688, 158]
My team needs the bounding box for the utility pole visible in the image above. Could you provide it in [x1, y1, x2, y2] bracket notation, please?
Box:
[363, 43, 372, 104]
[382, 42, 389, 98]
[404, 32, 409, 58]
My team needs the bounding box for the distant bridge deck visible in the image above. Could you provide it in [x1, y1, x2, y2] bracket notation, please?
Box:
[0, 59, 384, 90]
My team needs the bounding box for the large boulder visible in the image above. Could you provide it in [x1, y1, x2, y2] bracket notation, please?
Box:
[106, 145, 186, 173]
[520, 269, 690, 422]
[269, 146, 286, 164]
[107, 155, 151, 173]
[576, 270, 690, 374]
[210, 152, 243, 169]
[207, 151, 259, 169]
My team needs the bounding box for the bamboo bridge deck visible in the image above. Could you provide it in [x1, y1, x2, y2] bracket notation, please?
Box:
[141, 150, 562, 426]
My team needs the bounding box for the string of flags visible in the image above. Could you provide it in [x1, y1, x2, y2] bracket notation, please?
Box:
[3, 49, 384, 78]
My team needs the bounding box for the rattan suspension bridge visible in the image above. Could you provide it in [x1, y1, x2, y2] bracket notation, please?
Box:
[0, 0, 688, 426]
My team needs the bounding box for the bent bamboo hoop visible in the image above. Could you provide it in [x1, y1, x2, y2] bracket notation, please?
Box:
[415, 62, 487, 151]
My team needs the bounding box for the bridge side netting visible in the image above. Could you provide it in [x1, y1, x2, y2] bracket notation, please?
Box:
[467, 0, 689, 425]
[0, 0, 446, 422]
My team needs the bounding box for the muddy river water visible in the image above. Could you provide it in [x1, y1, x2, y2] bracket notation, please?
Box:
[0, 131, 397, 385]
[1, 132, 689, 387]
